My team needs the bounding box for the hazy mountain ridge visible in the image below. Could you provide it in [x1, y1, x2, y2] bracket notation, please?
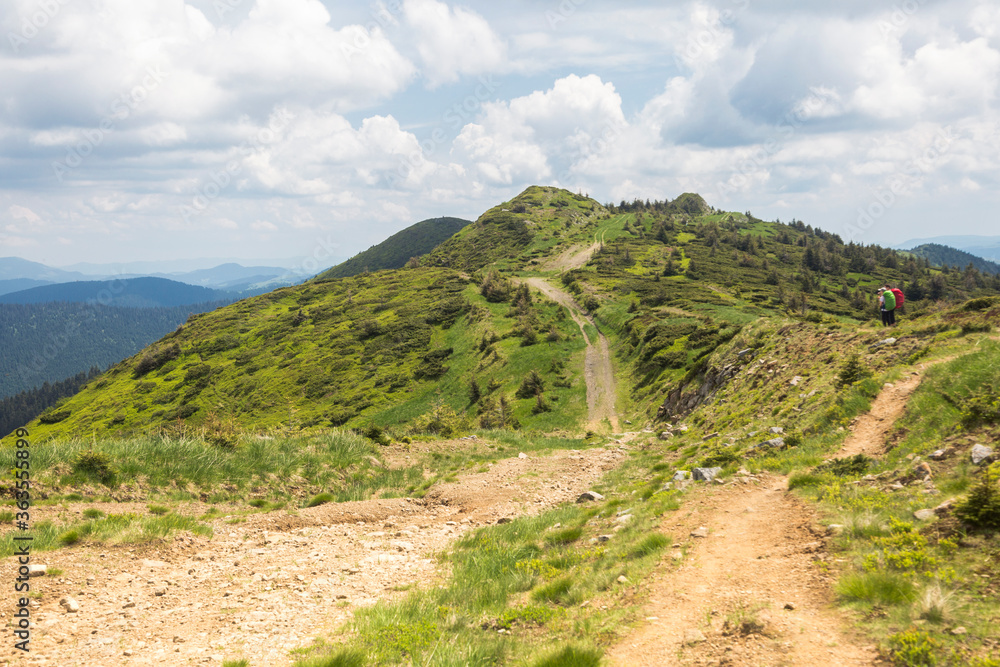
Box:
[906, 243, 1000, 275]
[0, 276, 235, 307]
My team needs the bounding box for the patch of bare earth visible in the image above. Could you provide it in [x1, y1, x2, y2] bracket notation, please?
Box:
[1, 445, 629, 667]
[605, 474, 878, 667]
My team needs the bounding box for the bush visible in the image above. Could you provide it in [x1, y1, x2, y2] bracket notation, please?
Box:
[38, 410, 71, 424]
[888, 628, 940, 666]
[362, 426, 391, 447]
[955, 465, 1000, 530]
[583, 295, 600, 312]
[837, 355, 871, 387]
[72, 449, 117, 486]
[516, 370, 546, 398]
[816, 454, 872, 477]
[133, 344, 181, 377]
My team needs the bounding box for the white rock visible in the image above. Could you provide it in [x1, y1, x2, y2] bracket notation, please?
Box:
[59, 597, 80, 613]
[27, 564, 46, 577]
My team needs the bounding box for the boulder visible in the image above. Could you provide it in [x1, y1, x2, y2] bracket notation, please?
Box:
[59, 597, 80, 613]
[913, 509, 936, 521]
[870, 337, 897, 351]
[769, 426, 785, 435]
[693, 467, 723, 482]
[576, 491, 605, 503]
[971, 445, 995, 466]
[673, 471, 691, 481]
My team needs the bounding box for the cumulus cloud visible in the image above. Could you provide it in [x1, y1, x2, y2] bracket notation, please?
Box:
[453, 74, 627, 185]
[403, 0, 506, 87]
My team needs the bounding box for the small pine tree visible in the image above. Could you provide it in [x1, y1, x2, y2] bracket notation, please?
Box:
[837, 355, 871, 387]
[516, 370, 545, 398]
[469, 378, 482, 405]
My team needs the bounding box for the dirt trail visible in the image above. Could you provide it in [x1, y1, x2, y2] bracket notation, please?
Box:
[535, 229, 606, 273]
[523, 277, 619, 431]
[607, 356, 960, 665]
[834, 354, 960, 460]
[536, 240, 601, 273]
[2, 445, 629, 667]
[605, 474, 877, 666]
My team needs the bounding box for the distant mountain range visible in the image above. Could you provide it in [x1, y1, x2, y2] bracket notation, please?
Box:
[906, 244, 1000, 275]
[0, 257, 308, 295]
[898, 235, 1000, 263]
[315, 217, 472, 280]
[0, 277, 236, 307]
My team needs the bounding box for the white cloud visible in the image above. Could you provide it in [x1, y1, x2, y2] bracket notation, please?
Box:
[8, 205, 43, 226]
[453, 74, 627, 185]
[403, 0, 506, 87]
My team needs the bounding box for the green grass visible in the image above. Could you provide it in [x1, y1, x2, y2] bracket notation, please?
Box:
[0, 513, 212, 558]
[0, 430, 410, 503]
[837, 571, 915, 605]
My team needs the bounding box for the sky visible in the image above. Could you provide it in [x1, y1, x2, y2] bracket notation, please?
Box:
[1, 0, 999, 274]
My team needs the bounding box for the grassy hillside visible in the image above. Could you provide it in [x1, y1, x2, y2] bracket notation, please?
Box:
[18, 187, 1000, 440]
[315, 217, 471, 281]
[908, 243, 1000, 275]
[23, 267, 588, 440]
[425, 186, 608, 271]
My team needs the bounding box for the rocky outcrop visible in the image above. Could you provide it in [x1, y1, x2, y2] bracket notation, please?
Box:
[656, 362, 742, 421]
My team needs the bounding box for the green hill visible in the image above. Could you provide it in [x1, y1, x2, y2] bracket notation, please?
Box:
[17, 186, 1000, 441]
[315, 217, 472, 280]
[907, 242, 1000, 275]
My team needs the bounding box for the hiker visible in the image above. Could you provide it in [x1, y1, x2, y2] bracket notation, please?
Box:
[879, 286, 896, 326]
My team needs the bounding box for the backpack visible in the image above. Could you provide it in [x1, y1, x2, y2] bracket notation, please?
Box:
[882, 289, 896, 311]
[890, 288, 904, 308]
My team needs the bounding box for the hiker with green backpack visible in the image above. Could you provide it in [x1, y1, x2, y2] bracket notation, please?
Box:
[879, 285, 899, 326]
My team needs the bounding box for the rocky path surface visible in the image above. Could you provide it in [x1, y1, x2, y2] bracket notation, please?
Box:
[605, 473, 877, 666]
[523, 277, 619, 431]
[2, 444, 630, 667]
[835, 371, 923, 459]
[605, 360, 954, 666]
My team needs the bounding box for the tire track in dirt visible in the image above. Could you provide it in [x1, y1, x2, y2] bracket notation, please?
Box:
[0, 445, 630, 667]
[523, 277, 619, 431]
